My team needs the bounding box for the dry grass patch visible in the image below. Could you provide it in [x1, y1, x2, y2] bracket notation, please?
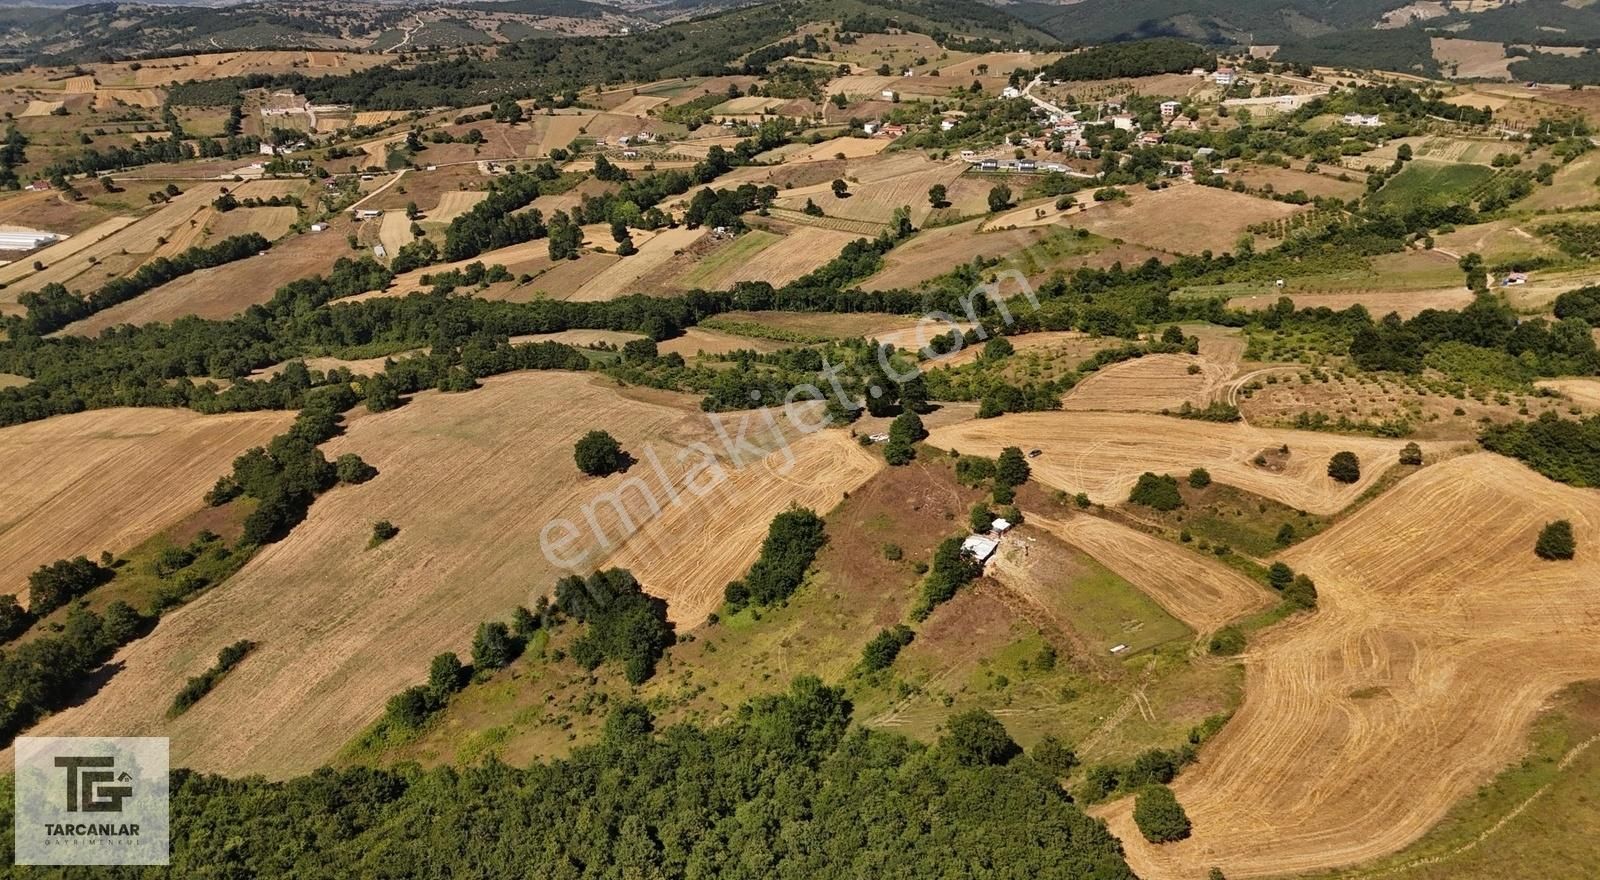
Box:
[1072, 183, 1306, 254]
[0, 408, 294, 598]
[1099, 454, 1600, 879]
[569, 227, 705, 301]
[1431, 37, 1512, 80]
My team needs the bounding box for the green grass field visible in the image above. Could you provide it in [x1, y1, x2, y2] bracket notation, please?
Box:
[1370, 160, 1498, 209]
[679, 229, 781, 287]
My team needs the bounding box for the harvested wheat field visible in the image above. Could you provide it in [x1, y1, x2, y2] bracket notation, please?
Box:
[610, 95, 669, 115]
[607, 428, 880, 624]
[94, 88, 163, 109]
[1536, 378, 1600, 411]
[150, 208, 216, 258]
[695, 224, 858, 288]
[18, 100, 64, 117]
[1431, 37, 1512, 80]
[208, 206, 298, 242]
[378, 212, 413, 258]
[0, 408, 294, 598]
[1031, 515, 1272, 633]
[658, 327, 788, 357]
[570, 226, 704, 301]
[534, 112, 596, 156]
[773, 154, 968, 225]
[9, 373, 872, 776]
[780, 136, 892, 163]
[0, 216, 135, 291]
[1099, 453, 1600, 878]
[937, 51, 1063, 78]
[1062, 352, 1235, 412]
[429, 190, 488, 224]
[1073, 184, 1306, 254]
[927, 411, 1431, 515]
[1227, 286, 1474, 319]
[64, 219, 357, 333]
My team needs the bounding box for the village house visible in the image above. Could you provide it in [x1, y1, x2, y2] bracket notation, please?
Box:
[1215, 67, 1236, 87]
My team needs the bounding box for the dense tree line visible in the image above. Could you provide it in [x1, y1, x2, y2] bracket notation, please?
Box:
[1275, 28, 1438, 76]
[724, 506, 828, 609]
[0, 603, 146, 744]
[913, 534, 984, 619]
[557, 568, 675, 684]
[1045, 38, 1214, 81]
[1345, 292, 1599, 377]
[168, 639, 255, 717]
[43, 133, 260, 180]
[19, 233, 270, 334]
[0, 678, 1135, 877]
[25, 556, 114, 618]
[441, 171, 549, 261]
[0, 126, 26, 190]
[1481, 412, 1600, 488]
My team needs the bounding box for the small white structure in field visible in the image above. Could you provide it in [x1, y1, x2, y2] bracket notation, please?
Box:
[991, 518, 1012, 535]
[1503, 272, 1529, 286]
[372, 244, 386, 258]
[1110, 643, 1129, 654]
[867, 432, 890, 443]
[355, 209, 382, 220]
[962, 534, 1000, 564]
[881, 89, 896, 100]
[1001, 86, 1022, 99]
[309, 223, 327, 233]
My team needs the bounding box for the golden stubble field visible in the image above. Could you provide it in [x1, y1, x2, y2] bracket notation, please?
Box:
[0, 408, 294, 598]
[12, 373, 879, 776]
[1097, 453, 1600, 878]
[928, 411, 1439, 515]
[1031, 514, 1273, 633]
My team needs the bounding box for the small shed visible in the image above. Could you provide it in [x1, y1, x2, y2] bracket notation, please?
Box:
[991, 518, 1012, 535]
[962, 535, 1000, 564]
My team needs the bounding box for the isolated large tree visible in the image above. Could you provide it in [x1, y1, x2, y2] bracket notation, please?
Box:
[1327, 451, 1361, 484]
[1133, 785, 1192, 843]
[996, 447, 1031, 487]
[1536, 520, 1576, 560]
[987, 184, 1012, 213]
[574, 430, 626, 477]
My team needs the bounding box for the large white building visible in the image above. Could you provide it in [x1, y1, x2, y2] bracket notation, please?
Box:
[0, 231, 62, 250]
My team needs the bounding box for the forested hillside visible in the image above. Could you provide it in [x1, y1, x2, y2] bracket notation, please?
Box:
[1011, 0, 1414, 46]
[0, 680, 1137, 879]
[156, 0, 1050, 110]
